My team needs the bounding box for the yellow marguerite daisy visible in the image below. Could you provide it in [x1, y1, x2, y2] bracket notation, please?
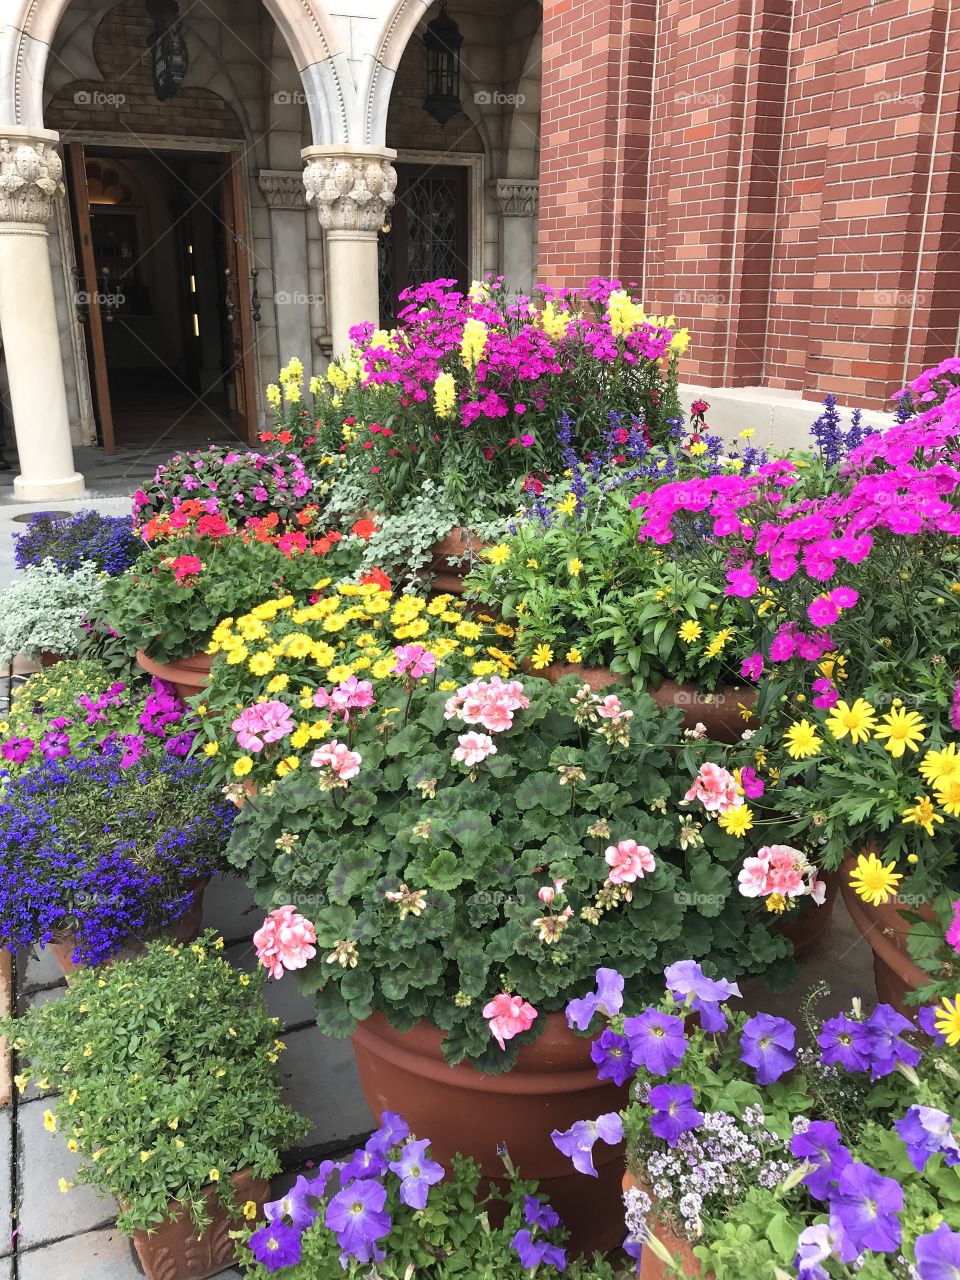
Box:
[484, 544, 511, 566]
[874, 706, 926, 758]
[566, 647, 584, 664]
[248, 652, 275, 677]
[783, 720, 822, 760]
[530, 643, 554, 670]
[848, 851, 902, 906]
[824, 697, 877, 745]
[568, 558, 584, 577]
[919, 742, 960, 787]
[934, 996, 960, 1046]
[678, 620, 702, 644]
[557, 493, 577, 515]
[901, 794, 942, 837]
[233, 756, 253, 778]
[718, 805, 753, 836]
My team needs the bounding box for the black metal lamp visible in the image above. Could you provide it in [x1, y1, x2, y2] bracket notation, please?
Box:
[423, 1, 462, 126]
[145, 0, 188, 102]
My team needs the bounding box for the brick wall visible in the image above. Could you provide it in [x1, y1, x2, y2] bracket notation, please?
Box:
[46, 2, 244, 141]
[540, 0, 960, 409]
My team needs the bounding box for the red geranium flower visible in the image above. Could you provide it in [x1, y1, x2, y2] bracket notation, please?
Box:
[351, 518, 378, 540]
[361, 567, 391, 591]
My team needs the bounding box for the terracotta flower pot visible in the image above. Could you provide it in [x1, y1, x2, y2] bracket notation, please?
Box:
[47, 877, 209, 980]
[132, 1167, 268, 1280]
[136, 648, 212, 701]
[777, 871, 840, 960]
[429, 527, 488, 595]
[622, 1171, 705, 1279]
[352, 1010, 626, 1253]
[39, 651, 67, 668]
[839, 852, 937, 1015]
[523, 661, 757, 743]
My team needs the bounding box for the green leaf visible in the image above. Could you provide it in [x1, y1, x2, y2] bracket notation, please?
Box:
[327, 847, 382, 904]
[514, 771, 571, 813]
[423, 851, 464, 891]
[313, 982, 358, 1037]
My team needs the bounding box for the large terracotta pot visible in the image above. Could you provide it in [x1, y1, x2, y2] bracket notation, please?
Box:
[622, 1171, 704, 1279]
[524, 661, 757, 743]
[777, 871, 840, 960]
[429, 527, 488, 595]
[132, 1167, 268, 1280]
[840, 853, 936, 1015]
[47, 877, 209, 980]
[352, 1010, 626, 1253]
[39, 651, 66, 668]
[136, 648, 212, 701]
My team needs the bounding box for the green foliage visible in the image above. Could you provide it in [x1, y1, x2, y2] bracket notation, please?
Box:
[3, 933, 309, 1235]
[228, 676, 793, 1069]
[0, 559, 106, 663]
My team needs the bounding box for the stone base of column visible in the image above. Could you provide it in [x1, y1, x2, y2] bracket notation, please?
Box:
[13, 471, 85, 501]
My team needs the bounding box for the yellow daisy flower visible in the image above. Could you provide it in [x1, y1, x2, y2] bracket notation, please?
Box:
[901, 794, 942, 838]
[783, 720, 822, 760]
[824, 698, 877, 745]
[934, 996, 960, 1046]
[678, 620, 702, 644]
[848, 851, 902, 906]
[557, 493, 577, 515]
[530, 643, 554, 670]
[874, 706, 926, 758]
[568, 558, 584, 577]
[718, 805, 753, 836]
[566, 647, 583, 664]
[919, 743, 960, 788]
[233, 757, 253, 778]
[934, 774, 960, 817]
[484, 544, 511, 566]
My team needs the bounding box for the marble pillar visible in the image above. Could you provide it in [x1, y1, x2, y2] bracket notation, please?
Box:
[0, 127, 84, 499]
[301, 145, 397, 356]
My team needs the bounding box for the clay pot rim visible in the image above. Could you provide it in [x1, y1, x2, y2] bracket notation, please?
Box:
[136, 647, 213, 676]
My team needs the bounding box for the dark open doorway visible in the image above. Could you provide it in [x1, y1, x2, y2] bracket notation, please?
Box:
[64, 145, 257, 451]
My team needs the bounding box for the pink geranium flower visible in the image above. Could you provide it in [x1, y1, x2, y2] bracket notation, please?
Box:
[310, 739, 362, 780]
[538, 877, 567, 905]
[452, 731, 497, 766]
[596, 695, 633, 724]
[482, 992, 538, 1050]
[444, 676, 529, 734]
[231, 701, 295, 753]
[253, 905, 317, 980]
[684, 762, 741, 814]
[604, 839, 656, 884]
[392, 644, 436, 679]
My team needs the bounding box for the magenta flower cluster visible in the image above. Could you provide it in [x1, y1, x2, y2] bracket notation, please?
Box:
[132, 445, 315, 527]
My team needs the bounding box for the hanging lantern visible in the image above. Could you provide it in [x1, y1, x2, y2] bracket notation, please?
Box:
[145, 0, 188, 102]
[423, 1, 463, 126]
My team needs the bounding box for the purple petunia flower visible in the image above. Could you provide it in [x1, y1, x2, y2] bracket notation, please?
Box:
[863, 1004, 922, 1079]
[895, 1106, 960, 1173]
[338, 1147, 387, 1183]
[624, 1009, 687, 1076]
[388, 1138, 444, 1209]
[119, 734, 148, 769]
[739, 1013, 796, 1084]
[247, 1220, 302, 1272]
[591, 1028, 633, 1086]
[1, 737, 33, 764]
[915, 1221, 960, 1280]
[511, 1228, 566, 1271]
[550, 1113, 623, 1177]
[565, 967, 624, 1031]
[39, 732, 70, 760]
[790, 1120, 852, 1199]
[263, 1174, 318, 1233]
[648, 1083, 703, 1147]
[663, 959, 741, 1033]
[325, 1178, 391, 1263]
[828, 1161, 903, 1261]
[365, 1110, 410, 1157]
[793, 1223, 836, 1280]
[524, 1195, 560, 1230]
[818, 1013, 871, 1073]
[918, 1005, 949, 1046]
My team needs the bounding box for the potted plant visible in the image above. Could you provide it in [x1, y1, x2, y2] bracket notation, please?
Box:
[238, 1116, 621, 1276]
[13, 508, 141, 577]
[0, 739, 234, 975]
[306, 278, 687, 586]
[101, 510, 371, 693]
[3, 932, 310, 1280]
[228, 674, 796, 1245]
[0, 559, 107, 666]
[200, 581, 510, 790]
[557, 960, 960, 1278]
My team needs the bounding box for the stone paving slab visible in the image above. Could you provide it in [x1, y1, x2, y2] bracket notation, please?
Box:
[203, 873, 261, 946]
[0, 1111, 10, 1256]
[225, 942, 316, 1030]
[17, 1227, 244, 1279]
[279, 1024, 373, 1149]
[22, 945, 64, 994]
[17, 1098, 117, 1249]
[0, 952, 11, 1109]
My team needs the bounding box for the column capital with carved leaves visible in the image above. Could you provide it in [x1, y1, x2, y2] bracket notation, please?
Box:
[0, 127, 65, 226]
[301, 145, 398, 236]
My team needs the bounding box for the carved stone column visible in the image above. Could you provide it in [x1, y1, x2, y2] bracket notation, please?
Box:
[301, 145, 397, 356]
[495, 178, 539, 298]
[0, 128, 84, 499]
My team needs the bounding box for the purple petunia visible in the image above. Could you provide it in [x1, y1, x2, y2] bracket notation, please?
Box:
[365, 1110, 410, 1157]
[828, 1161, 903, 1261]
[895, 1105, 960, 1173]
[739, 1013, 796, 1084]
[663, 959, 741, 1033]
[1, 737, 33, 764]
[817, 1013, 871, 1073]
[263, 1174, 318, 1233]
[247, 1220, 302, 1272]
[793, 1223, 837, 1280]
[918, 1005, 948, 1046]
[388, 1138, 445, 1209]
[550, 1113, 623, 1177]
[565, 967, 624, 1031]
[915, 1221, 960, 1280]
[511, 1228, 566, 1271]
[39, 732, 70, 760]
[863, 1003, 922, 1079]
[325, 1178, 391, 1264]
[524, 1195, 560, 1231]
[591, 1028, 633, 1086]
[338, 1147, 387, 1183]
[790, 1120, 852, 1199]
[648, 1083, 703, 1147]
[623, 1009, 687, 1076]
